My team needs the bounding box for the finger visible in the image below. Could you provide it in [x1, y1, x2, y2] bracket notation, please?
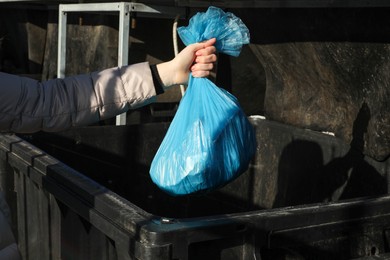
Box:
[195, 54, 217, 63]
[191, 38, 217, 53]
[196, 46, 216, 56]
[202, 38, 217, 48]
[191, 63, 214, 72]
[192, 70, 210, 78]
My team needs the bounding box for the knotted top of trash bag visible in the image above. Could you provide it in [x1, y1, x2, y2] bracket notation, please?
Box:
[177, 6, 250, 57]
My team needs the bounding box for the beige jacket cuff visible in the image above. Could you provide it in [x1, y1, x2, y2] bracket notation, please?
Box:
[120, 62, 158, 109]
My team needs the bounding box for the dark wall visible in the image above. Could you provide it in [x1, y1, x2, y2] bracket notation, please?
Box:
[233, 8, 390, 161]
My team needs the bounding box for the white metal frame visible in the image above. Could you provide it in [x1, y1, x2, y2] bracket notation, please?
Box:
[57, 2, 184, 125]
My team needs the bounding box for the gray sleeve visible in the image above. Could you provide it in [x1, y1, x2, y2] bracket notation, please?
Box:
[0, 62, 157, 133]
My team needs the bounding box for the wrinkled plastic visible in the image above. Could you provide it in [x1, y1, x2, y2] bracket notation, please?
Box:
[150, 6, 256, 196]
[178, 6, 250, 57]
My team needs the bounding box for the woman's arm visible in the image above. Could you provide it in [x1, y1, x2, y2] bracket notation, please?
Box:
[0, 39, 217, 133]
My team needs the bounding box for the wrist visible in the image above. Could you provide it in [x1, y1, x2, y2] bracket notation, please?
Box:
[156, 61, 175, 90]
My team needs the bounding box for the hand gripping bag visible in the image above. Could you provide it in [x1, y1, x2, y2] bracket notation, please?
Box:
[149, 6, 256, 196]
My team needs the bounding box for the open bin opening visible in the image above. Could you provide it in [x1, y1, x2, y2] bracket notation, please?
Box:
[21, 117, 389, 219]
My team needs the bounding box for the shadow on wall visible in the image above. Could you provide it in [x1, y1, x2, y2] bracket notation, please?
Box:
[273, 102, 387, 208]
[231, 7, 390, 161]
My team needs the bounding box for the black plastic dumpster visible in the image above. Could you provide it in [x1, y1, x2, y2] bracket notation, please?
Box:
[1, 117, 389, 260]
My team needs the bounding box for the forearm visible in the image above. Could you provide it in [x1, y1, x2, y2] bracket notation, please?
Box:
[155, 60, 177, 90]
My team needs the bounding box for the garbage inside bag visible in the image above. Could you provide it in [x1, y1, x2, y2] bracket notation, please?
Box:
[150, 6, 256, 196]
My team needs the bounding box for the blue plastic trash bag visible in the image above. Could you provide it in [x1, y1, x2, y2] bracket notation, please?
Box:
[149, 6, 256, 196]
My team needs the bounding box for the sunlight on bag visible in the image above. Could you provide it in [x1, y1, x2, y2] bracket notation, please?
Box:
[150, 6, 256, 196]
